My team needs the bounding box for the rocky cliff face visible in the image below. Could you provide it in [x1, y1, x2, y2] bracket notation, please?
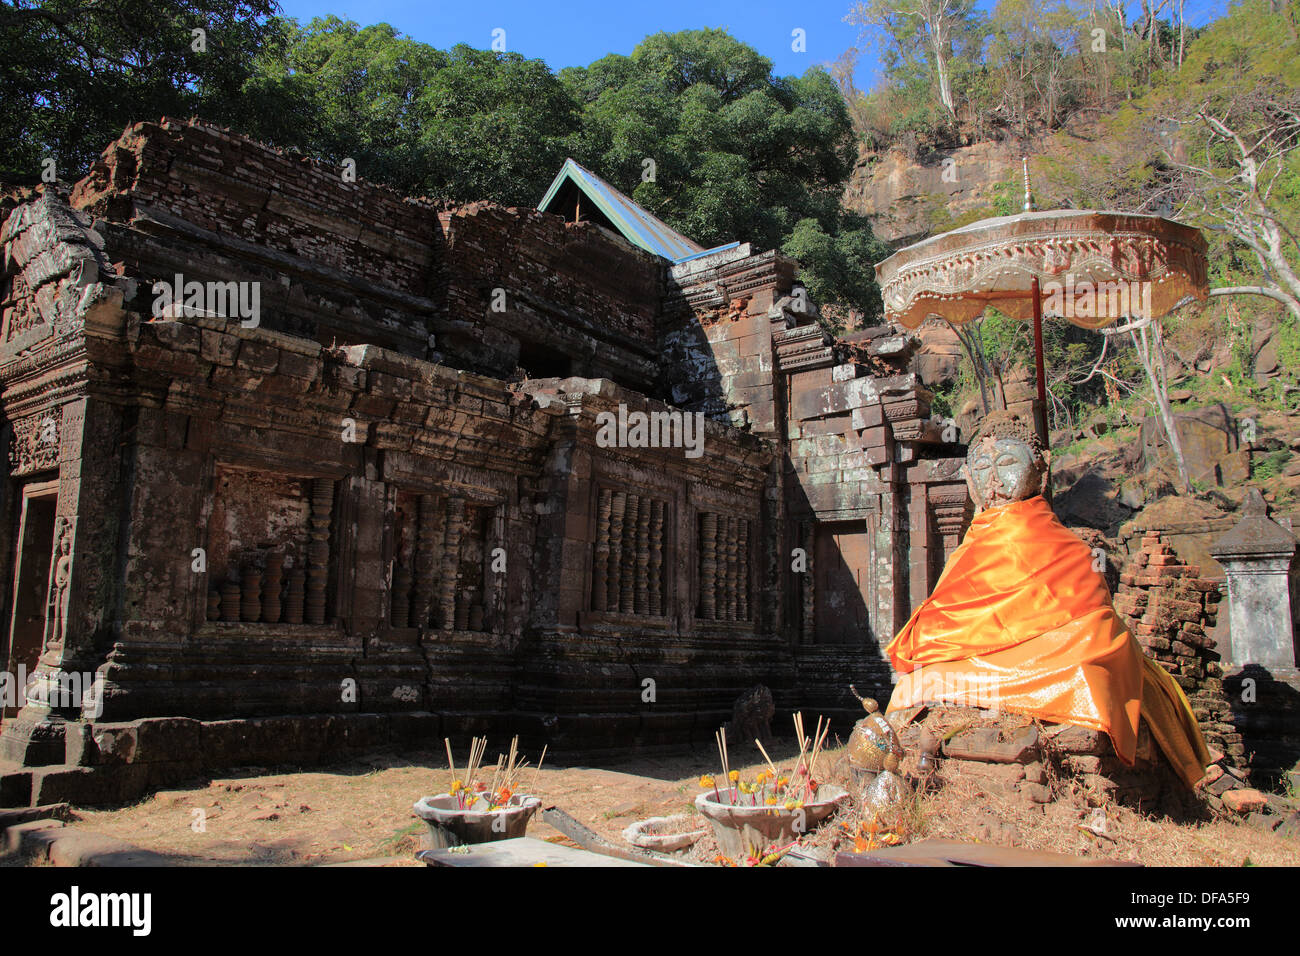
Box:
[844, 141, 1023, 245]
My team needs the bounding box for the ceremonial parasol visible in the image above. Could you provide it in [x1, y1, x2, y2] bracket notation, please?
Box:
[874, 161, 1210, 429]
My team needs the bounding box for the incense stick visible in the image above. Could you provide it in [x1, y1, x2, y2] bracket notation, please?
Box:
[530, 744, 547, 794]
[755, 739, 779, 780]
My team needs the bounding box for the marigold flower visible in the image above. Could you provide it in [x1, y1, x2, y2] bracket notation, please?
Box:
[728, 770, 740, 783]
[699, 774, 715, 789]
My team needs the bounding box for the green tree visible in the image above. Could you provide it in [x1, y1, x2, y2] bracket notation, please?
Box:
[247, 18, 580, 205]
[0, 0, 280, 181]
[782, 213, 891, 328]
[846, 0, 983, 121]
[561, 28, 878, 312]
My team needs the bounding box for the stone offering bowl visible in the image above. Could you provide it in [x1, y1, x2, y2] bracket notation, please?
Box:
[413, 793, 542, 849]
[622, 814, 708, 853]
[694, 786, 850, 860]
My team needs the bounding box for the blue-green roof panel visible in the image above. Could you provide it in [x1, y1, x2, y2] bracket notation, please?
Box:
[539, 159, 706, 262]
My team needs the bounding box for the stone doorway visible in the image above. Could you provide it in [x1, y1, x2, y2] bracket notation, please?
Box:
[813, 521, 874, 645]
[3, 481, 58, 721]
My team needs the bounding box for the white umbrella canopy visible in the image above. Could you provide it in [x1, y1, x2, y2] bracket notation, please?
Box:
[875, 208, 1210, 331]
[874, 159, 1211, 435]
[874, 178, 1212, 487]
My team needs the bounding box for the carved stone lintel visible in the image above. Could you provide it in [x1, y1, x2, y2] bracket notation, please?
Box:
[9, 411, 61, 477]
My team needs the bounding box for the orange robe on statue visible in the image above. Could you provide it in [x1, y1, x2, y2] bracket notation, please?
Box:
[885, 495, 1210, 788]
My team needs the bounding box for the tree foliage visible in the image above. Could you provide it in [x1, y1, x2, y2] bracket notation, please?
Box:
[845, 0, 1221, 152]
[2, 11, 882, 314]
[560, 29, 860, 254]
[0, 0, 281, 181]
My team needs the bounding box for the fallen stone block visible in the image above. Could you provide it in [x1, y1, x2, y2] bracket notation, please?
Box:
[47, 829, 172, 867]
[1221, 788, 1268, 814]
[0, 803, 72, 831]
[3, 819, 65, 859]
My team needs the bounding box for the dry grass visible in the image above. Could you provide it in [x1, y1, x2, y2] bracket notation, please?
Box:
[19, 743, 1297, 867]
[912, 770, 1299, 866]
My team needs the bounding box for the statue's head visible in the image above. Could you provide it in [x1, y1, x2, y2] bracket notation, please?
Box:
[962, 411, 1050, 511]
[55, 517, 73, 553]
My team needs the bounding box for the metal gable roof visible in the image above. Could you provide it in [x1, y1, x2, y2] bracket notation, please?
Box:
[539, 158, 708, 262]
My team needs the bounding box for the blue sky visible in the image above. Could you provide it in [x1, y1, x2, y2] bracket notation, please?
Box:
[273, 0, 1232, 89]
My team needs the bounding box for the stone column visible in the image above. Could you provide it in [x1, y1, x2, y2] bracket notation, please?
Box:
[1, 398, 128, 764]
[1210, 489, 1298, 672]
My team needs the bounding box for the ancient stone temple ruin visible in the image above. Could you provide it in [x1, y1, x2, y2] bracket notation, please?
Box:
[0, 120, 968, 803]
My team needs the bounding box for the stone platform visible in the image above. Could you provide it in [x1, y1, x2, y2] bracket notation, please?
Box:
[892, 706, 1209, 819]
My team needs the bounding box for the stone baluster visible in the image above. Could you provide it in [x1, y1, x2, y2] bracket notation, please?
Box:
[700, 512, 718, 620]
[241, 566, 262, 623]
[620, 494, 639, 613]
[607, 492, 626, 612]
[305, 478, 334, 624]
[593, 489, 612, 612]
[649, 499, 664, 616]
[220, 581, 241, 622]
[724, 515, 739, 621]
[413, 494, 441, 628]
[262, 552, 284, 624]
[284, 568, 305, 625]
[801, 523, 815, 643]
[635, 495, 651, 615]
[390, 565, 412, 627]
[439, 497, 464, 630]
[737, 519, 750, 621]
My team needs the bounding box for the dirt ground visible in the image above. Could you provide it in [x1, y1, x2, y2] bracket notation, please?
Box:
[57, 739, 1300, 867]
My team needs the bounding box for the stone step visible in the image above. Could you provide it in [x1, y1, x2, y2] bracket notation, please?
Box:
[3, 818, 171, 866]
[0, 768, 32, 807]
[0, 803, 71, 830]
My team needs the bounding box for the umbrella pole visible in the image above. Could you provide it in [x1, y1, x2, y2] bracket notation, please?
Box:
[1031, 275, 1047, 405]
[1031, 278, 1047, 406]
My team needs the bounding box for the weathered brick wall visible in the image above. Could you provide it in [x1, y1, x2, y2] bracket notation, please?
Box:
[1113, 532, 1241, 768]
[66, 119, 666, 386]
[435, 202, 661, 386]
[71, 119, 443, 295]
[660, 246, 795, 433]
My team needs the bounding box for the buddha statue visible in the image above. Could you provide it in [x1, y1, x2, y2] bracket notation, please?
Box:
[884, 411, 1210, 789]
[961, 411, 1050, 512]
